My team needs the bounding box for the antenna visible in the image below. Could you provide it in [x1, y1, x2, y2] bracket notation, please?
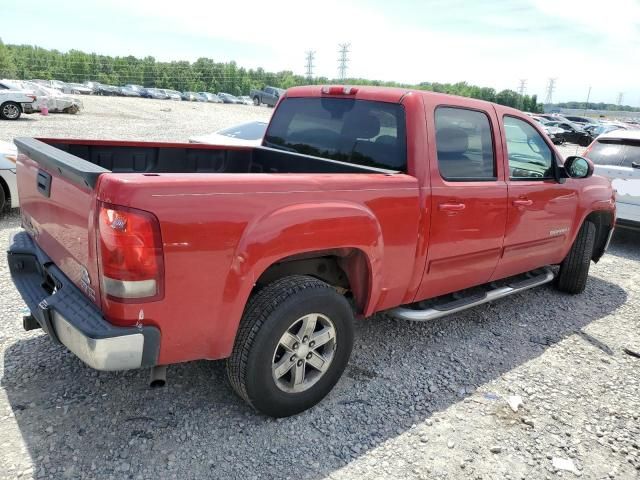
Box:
[304, 50, 315, 80]
[544, 78, 556, 104]
[337, 43, 350, 81]
[517, 79, 527, 97]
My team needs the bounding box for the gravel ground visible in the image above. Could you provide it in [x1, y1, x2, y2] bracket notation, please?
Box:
[0, 95, 272, 143]
[1, 97, 638, 479]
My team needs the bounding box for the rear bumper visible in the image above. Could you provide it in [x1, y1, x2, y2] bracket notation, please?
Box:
[7, 231, 160, 371]
[21, 103, 35, 114]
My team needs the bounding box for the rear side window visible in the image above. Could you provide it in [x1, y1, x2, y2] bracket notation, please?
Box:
[264, 97, 407, 171]
[587, 140, 640, 167]
[435, 107, 496, 181]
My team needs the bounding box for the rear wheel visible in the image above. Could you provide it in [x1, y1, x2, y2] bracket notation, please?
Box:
[226, 275, 354, 417]
[253, 96, 260, 106]
[556, 221, 596, 294]
[0, 102, 21, 120]
[0, 185, 6, 213]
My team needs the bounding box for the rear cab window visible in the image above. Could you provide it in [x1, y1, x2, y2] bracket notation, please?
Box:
[264, 97, 407, 171]
[587, 139, 640, 168]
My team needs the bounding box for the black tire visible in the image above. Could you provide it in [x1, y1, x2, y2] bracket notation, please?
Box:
[253, 96, 260, 106]
[64, 104, 79, 114]
[556, 221, 596, 294]
[0, 102, 22, 120]
[0, 184, 6, 213]
[226, 275, 354, 417]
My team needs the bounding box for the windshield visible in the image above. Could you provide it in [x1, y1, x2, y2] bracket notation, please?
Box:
[264, 97, 407, 171]
[219, 122, 267, 140]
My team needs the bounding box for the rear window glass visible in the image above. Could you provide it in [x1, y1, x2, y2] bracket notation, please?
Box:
[264, 97, 407, 171]
[587, 140, 640, 167]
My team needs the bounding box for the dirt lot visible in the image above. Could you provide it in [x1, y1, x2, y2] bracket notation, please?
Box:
[0, 95, 272, 144]
[1, 97, 638, 480]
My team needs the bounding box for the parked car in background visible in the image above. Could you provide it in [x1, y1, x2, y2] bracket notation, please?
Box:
[123, 85, 150, 98]
[67, 83, 94, 95]
[249, 86, 283, 107]
[198, 92, 222, 103]
[218, 92, 242, 104]
[531, 116, 565, 145]
[145, 88, 169, 100]
[94, 83, 121, 96]
[31, 79, 77, 94]
[563, 115, 600, 126]
[0, 141, 18, 212]
[2, 80, 82, 114]
[181, 91, 198, 101]
[238, 95, 253, 105]
[585, 124, 626, 139]
[119, 85, 142, 97]
[546, 120, 592, 146]
[160, 89, 181, 101]
[0, 85, 37, 119]
[189, 120, 268, 146]
[584, 129, 640, 228]
[193, 93, 208, 102]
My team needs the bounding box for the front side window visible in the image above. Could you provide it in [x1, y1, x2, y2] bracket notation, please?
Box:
[434, 107, 496, 181]
[504, 116, 554, 180]
[264, 97, 407, 171]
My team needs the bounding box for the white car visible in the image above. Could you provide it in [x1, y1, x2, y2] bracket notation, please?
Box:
[189, 120, 268, 146]
[0, 89, 37, 120]
[584, 129, 640, 228]
[0, 141, 18, 212]
[1, 80, 82, 114]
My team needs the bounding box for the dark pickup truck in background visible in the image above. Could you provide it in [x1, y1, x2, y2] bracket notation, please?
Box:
[8, 85, 615, 417]
[249, 86, 284, 107]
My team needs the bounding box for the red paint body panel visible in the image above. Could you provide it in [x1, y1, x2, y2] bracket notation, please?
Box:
[14, 87, 616, 366]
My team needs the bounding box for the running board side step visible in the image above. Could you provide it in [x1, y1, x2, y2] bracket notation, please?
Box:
[390, 268, 555, 322]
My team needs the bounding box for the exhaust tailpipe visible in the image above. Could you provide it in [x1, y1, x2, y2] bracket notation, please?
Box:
[149, 365, 167, 388]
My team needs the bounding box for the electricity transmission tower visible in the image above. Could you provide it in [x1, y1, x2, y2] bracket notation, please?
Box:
[304, 50, 315, 80]
[517, 79, 527, 96]
[617, 92, 624, 106]
[337, 43, 350, 80]
[544, 78, 556, 104]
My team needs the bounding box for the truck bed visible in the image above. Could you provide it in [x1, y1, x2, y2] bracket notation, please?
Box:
[15, 138, 394, 189]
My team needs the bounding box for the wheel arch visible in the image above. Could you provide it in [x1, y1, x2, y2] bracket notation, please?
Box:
[585, 210, 615, 262]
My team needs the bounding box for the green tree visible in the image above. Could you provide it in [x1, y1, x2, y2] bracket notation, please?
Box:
[0, 38, 17, 77]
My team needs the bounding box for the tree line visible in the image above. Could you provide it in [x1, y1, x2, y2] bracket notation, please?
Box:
[0, 40, 548, 111]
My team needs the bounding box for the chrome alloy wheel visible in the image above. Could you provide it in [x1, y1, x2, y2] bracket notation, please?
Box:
[2, 103, 20, 119]
[272, 313, 337, 393]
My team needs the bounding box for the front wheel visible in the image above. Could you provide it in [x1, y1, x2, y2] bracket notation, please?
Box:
[0, 102, 22, 120]
[556, 221, 596, 294]
[253, 96, 260, 106]
[226, 275, 354, 417]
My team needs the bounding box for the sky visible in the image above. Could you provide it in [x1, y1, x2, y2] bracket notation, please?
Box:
[2, 0, 639, 104]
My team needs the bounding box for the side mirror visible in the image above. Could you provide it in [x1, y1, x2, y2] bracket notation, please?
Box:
[564, 156, 594, 179]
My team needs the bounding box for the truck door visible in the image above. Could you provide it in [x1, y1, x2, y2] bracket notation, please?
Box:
[415, 102, 508, 301]
[491, 114, 579, 280]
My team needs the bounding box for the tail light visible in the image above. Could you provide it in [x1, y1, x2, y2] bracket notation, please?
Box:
[97, 202, 164, 302]
[321, 86, 358, 95]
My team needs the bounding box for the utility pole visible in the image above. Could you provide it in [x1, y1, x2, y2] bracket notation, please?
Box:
[304, 50, 315, 81]
[617, 92, 624, 106]
[544, 78, 556, 104]
[582, 86, 592, 117]
[517, 79, 527, 97]
[337, 43, 350, 81]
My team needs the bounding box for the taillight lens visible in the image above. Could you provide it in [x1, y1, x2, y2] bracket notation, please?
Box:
[321, 86, 358, 95]
[97, 202, 164, 302]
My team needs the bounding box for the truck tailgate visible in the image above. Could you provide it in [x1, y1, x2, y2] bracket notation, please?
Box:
[14, 137, 108, 307]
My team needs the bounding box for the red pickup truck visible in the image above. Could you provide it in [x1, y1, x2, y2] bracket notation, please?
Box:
[8, 86, 615, 417]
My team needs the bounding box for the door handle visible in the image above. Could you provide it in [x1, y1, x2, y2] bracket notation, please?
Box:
[439, 202, 466, 212]
[513, 199, 533, 207]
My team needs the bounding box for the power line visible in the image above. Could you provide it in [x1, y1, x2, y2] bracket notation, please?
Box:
[337, 43, 350, 81]
[544, 78, 556, 104]
[304, 50, 315, 80]
[517, 79, 527, 97]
